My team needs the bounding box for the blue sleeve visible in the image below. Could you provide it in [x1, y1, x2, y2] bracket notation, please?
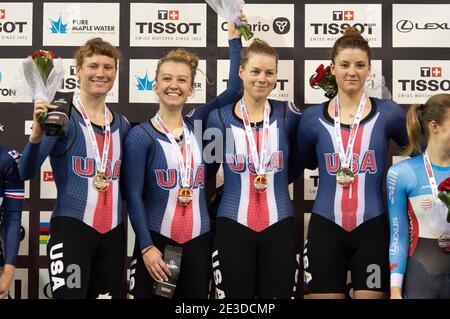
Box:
[204, 109, 223, 181]
[387, 163, 412, 289]
[285, 102, 304, 183]
[186, 38, 243, 124]
[19, 136, 60, 180]
[386, 102, 408, 149]
[122, 127, 154, 250]
[2, 150, 24, 266]
[295, 108, 319, 173]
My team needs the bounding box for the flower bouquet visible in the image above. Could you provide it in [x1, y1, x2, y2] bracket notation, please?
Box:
[205, 0, 253, 40]
[309, 64, 338, 99]
[438, 177, 450, 223]
[16, 50, 69, 136]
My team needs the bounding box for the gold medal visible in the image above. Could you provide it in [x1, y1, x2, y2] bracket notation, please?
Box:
[253, 174, 268, 193]
[93, 172, 110, 192]
[336, 168, 354, 187]
[178, 187, 193, 206]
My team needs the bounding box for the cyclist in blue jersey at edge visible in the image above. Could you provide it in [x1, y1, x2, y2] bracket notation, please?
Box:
[388, 94, 450, 299]
[0, 146, 24, 299]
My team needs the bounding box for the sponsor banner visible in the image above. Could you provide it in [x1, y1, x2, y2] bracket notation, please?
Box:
[40, 158, 57, 199]
[18, 211, 29, 256]
[60, 58, 118, 103]
[129, 59, 206, 104]
[304, 60, 382, 104]
[38, 268, 52, 299]
[393, 4, 450, 48]
[393, 60, 450, 104]
[8, 268, 28, 299]
[43, 3, 120, 46]
[304, 168, 319, 201]
[217, 59, 294, 101]
[0, 59, 32, 103]
[0, 3, 32, 46]
[305, 4, 382, 47]
[130, 3, 206, 47]
[39, 211, 52, 256]
[217, 4, 294, 47]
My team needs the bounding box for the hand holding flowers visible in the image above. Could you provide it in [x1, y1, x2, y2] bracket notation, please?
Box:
[15, 49, 64, 123]
[206, 0, 253, 40]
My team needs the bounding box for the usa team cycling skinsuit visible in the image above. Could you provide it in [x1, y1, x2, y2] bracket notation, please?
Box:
[299, 98, 407, 294]
[206, 99, 302, 298]
[124, 38, 243, 299]
[20, 97, 130, 299]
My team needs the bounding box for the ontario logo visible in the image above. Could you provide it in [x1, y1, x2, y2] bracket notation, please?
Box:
[135, 71, 154, 91]
[49, 14, 68, 34]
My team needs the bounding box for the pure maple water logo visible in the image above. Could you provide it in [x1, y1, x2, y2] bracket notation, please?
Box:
[49, 14, 68, 34]
[135, 71, 154, 91]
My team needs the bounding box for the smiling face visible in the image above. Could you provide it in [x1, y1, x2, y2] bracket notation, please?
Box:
[77, 54, 117, 98]
[239, 53, 277, 102]
[153, 60, 194, 109]
[331, 48, 371, 97]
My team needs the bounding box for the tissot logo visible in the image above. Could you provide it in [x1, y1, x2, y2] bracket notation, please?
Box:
[158, 10, 179, 21]
[398, 66, 449, 92]
[0, 9, 5, 19]
[420, 67, 442, 77]
[333, 11, 354, 21]
[310, 11, 374, 35]
[396, 19, 450, 33]
[0, 20, 26, 33]
[273, 17, 290, 34]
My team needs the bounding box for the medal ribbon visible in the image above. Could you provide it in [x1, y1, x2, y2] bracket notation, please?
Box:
[334, 93, 367, 170]
[240, 99, 270, 175]
[423, 151, 439, 200]
[73, 93, 111, 175]
[154, 113, 192, 188]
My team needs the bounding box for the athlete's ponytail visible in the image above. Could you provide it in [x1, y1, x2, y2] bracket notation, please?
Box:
[402, 94, 450, 155]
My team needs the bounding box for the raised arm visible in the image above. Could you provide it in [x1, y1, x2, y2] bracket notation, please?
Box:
[19, 100, 61, 180]
[186, 21, 244, 124]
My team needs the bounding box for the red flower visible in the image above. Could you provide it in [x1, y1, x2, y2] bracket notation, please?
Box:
[309, 63, 338, 99]
[29, 50, 55, 85]
[438, 177, 450, 192]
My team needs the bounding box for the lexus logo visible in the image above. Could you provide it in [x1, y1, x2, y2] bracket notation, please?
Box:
[273, 17, 290, 34]
[396, 20, 413, 33]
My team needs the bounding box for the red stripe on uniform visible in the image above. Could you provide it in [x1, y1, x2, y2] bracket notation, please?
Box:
[340, 125, 364, 232]
[247, 130, 269, 232]
[170, 144, 194, 243]
[407, 200, 419, 256]
[92, 132, 113, 234]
